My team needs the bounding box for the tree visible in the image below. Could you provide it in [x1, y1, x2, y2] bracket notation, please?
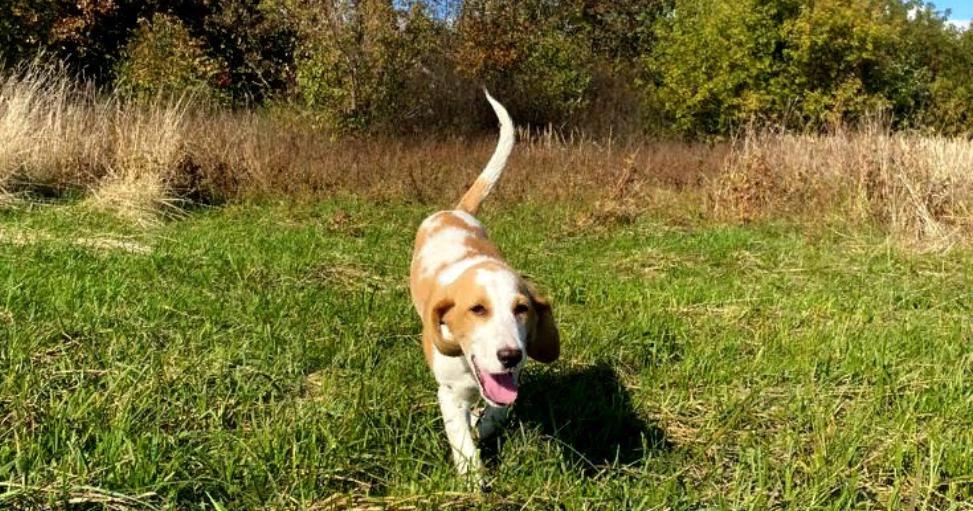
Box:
[0, 1, 63, 66]
[779, 0, 911, 128]
[115, 13, 227, 101]
[646, 0, 794, 134]
[455, 0, 597, 125]
[645, 0, 965, 135]
[290, 0, 447, 130]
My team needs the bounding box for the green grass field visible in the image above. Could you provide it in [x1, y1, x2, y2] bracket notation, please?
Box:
[1, 199, 972, 510]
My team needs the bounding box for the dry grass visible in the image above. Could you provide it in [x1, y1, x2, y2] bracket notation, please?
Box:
[712, 127, 973, 250]
[87, 96, 192, 225]
[0, 65, 723, 209]
[3, 65, 973, 249]
[0, 225, 150, 254]
[0, 66, 110, 194]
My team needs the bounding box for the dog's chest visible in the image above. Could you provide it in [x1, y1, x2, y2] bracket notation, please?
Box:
[431, 350, 479, 400]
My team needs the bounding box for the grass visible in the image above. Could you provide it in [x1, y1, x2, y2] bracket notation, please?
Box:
[7, 65, 973, 251]
[1, 198, 972, 509]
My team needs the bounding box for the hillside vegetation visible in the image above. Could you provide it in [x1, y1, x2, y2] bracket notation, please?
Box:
[2, 0, 972, 136]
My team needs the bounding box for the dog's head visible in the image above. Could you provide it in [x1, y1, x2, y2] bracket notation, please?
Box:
[423, 260, 559, 407]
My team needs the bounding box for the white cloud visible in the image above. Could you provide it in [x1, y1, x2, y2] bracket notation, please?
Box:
[946, 19, 971, 30]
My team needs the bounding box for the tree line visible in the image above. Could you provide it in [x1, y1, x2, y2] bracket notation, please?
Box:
[2, 0, 971, 136]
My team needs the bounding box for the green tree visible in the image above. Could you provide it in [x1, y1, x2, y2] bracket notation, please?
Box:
[901, 4, 973, 135]
[645, 0, 965, 134]
[646, 0, 794, 134]
[290, 0, 445, 131]
[778, 0, 914, 128]
[923, 27, 973, 136]
[115, 13, 227, 102]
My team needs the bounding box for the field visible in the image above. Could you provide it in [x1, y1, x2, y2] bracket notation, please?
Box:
[2, 198, 972, 509]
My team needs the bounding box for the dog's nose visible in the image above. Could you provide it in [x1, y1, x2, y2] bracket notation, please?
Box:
[497, 347, 523, 369]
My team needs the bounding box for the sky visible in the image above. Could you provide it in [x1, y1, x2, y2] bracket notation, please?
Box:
[938, 0, 973, 27]
[402, 1, 973, 30]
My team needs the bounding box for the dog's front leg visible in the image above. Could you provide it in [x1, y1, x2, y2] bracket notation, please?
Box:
[437, 385, 481, 476]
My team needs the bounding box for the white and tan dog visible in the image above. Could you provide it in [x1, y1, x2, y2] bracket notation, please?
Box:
[409, 92, 560, 477]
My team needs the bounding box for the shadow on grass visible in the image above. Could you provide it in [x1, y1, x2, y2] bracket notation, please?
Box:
[485, 363, 668, 474]
[1, 181, 87, 203]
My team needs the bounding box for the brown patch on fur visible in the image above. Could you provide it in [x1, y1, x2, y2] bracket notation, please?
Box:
[457, 179, 489, 214]
[418, 259, 498, 365]
[411, 209, 560, 368]
[423, 291, 459, 362]
[410, 210, 503, 312]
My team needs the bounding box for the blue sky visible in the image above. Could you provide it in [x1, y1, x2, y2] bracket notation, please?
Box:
[404, 1, 973, 28]
[938, 0, 973, 18]
[937, 0, 972, 28]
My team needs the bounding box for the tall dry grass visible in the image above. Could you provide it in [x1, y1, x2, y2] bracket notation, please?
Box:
[0, 65, 723, 214]
[2, 66, 972, 248]
[0, 66, 187, 223]
[712, 127, 973, 250]
[0, 67, 111, 195]
[89, 96, 192, 223]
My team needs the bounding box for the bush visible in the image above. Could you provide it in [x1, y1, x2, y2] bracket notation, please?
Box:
[646, 0, 786, 134]
[189, 0, 298, 103]
[510, 31, 594, 126]
[918, 26, 973, 136]
[115, 13, 227, 102]
[646, 0, 970, 135]
[778, 0, 910, 128]
[455, 1, 598, 127]
[291, 0, 448, 132]
[0, 1, 59, 67]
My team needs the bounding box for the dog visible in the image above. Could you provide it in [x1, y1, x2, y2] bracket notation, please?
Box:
[409, 91, 560, 478]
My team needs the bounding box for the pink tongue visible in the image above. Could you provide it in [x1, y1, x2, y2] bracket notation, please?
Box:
[480, 371, 519, 405]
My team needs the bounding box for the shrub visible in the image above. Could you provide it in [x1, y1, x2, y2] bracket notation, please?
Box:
[190, 0, 297, 103]
[510, 31, 594, 126]
[646, 0, 968, 134]
[0, 1, 60, 67]
[917, 26, 973, 136]
[291, 0, 398, 131]
[646, 0, 787, 134]
[778, 0, 910, 128]
[455, 1, 598, 127]
[291, 0, 447, 132]
[115, 13, 227, 102]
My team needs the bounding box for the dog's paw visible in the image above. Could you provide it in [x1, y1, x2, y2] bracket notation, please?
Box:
[477, 475, 492, 493]
[458, 470, 490, 493]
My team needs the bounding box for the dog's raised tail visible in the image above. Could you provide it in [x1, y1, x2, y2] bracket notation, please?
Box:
[456, 90, 515, 215]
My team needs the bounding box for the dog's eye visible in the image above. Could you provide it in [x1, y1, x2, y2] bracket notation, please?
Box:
[513, 303, 530, 316]
[470, 304, 488, 316]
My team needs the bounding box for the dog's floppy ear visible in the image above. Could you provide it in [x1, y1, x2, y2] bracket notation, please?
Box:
[526, 282, 560, 363]
[423, 290, 462, 357]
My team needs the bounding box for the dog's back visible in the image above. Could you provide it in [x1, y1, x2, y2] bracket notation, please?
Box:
[407, 93, 559, 478]
[409, 90, 516, 346]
